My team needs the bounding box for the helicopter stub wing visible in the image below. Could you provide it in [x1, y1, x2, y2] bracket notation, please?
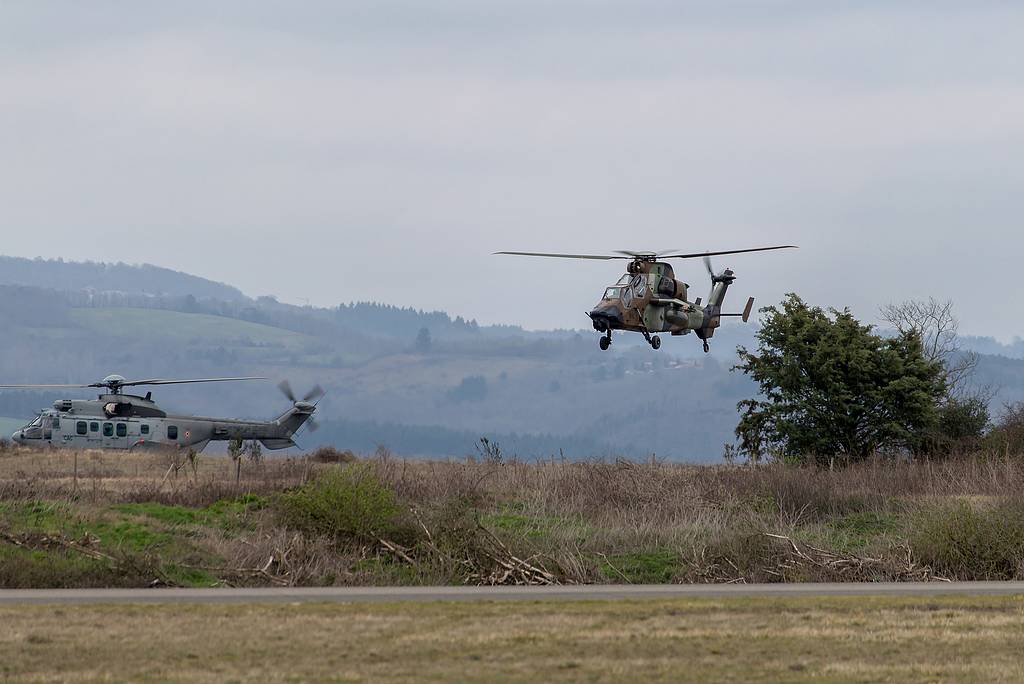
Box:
[648, 297, 691, 308]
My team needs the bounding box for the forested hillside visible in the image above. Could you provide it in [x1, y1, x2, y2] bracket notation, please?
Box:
[0, 256, 245, 301]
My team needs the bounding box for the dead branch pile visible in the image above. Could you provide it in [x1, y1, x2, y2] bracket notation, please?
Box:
[210, 530, 353, 587]
[375, 519, 559, 586]
[680, 532, 945, 584]
[760, 533, 942, 582]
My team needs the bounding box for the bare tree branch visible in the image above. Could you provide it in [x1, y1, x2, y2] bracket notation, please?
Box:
[880, 298, 978, 397]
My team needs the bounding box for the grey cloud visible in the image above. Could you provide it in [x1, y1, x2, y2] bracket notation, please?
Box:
[0, 2, 1022, 336]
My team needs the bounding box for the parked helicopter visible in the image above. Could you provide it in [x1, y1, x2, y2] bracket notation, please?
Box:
[496, 246, 797, 352]
[2, 374, 323, 452]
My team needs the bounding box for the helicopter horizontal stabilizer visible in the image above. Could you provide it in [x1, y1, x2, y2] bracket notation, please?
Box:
[261, 438, 296, 450]
[719, 297, 756, 323]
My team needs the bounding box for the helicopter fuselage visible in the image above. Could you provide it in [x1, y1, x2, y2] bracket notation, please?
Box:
[10, 393, 313, 452]
[588, 260, 740, 351]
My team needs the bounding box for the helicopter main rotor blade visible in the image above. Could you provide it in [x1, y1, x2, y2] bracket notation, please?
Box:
[703, 255, 714, 278]
[494, 251, 628, 260]
[117, 377, 267, 388]
[0, 384, 93, 389]
[660, 245, 798, 260]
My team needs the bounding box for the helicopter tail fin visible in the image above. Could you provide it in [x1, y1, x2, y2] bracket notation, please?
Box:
[274, 403, 316, 437]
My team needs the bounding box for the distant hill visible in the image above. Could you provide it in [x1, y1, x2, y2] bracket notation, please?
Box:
[0, 256, 246, 301]
[962, 335, 1024, 360]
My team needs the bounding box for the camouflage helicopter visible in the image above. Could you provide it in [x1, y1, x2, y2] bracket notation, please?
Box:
[497, 245, 797, 352]
[2, 374, 323, 452]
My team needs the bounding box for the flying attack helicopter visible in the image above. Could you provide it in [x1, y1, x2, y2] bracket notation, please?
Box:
[496, 246, 797, 352]
[2, 374, 323, 452]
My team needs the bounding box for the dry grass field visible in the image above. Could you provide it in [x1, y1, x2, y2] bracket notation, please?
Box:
[2, 595, 1023, 682]
[4, 447, 1024, 681]
[2, 445, 1024, 587]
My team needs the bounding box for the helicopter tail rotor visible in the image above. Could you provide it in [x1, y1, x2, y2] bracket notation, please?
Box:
[276, 380, 324, 436]
[277, 379, 296, 403]
[278, 380, 323, 403]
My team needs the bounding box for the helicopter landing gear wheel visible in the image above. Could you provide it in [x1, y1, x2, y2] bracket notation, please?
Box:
[703, 340, 710, 353]
[651, 335, 661, 350]
[599, 335, 611, 351]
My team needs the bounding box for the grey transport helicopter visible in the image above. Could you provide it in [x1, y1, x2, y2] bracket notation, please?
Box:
[3, 374, 322, 452]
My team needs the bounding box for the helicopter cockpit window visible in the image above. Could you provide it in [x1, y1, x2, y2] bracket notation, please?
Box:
[603, 287, 622, 301]
[51, 416, 60, 430]
[616, 274, 632, 286]
[20, 416, 43, 439]
[630, 274, 647, 298]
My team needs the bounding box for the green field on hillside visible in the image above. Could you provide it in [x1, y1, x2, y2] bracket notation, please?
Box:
[69, 308, 316, 348]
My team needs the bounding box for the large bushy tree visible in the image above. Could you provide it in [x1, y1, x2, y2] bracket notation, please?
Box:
[734, 294, 946, 465]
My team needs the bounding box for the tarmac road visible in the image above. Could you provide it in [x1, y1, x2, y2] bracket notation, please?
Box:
[2, 582, 1024, 605]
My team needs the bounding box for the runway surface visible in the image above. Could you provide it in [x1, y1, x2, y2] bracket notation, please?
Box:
[2, 582, 1024, 605]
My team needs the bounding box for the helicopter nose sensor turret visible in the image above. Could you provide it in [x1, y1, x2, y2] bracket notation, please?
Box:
[588, 307, 623, 333]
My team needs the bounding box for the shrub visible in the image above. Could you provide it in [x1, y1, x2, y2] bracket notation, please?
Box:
[923, 396, 990, 456]
[447, 375, 487, 403]
[985, 402, 1024, 456]
[309, 447, 357, 464]
[910, 499, 1024, 579]
[0, 541, 161, 589]
[277, 466, 401, 543]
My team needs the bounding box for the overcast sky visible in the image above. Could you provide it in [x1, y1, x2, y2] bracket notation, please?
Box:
[2, 2, 1022, 336]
